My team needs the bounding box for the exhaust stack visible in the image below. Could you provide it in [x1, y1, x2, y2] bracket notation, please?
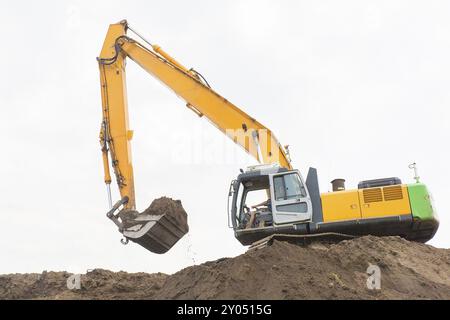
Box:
[331, 179, 346, 192]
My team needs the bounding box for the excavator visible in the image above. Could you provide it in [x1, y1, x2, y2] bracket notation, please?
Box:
[98, 20, 439, 254]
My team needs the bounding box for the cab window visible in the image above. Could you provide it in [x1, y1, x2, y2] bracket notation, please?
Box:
[273, 173, 306, 200]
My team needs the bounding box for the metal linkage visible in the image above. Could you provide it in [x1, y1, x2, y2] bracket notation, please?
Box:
[106, 196, 129, 230]
[127, 23, 154, 48]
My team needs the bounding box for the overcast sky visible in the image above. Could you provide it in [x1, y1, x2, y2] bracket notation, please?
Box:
[0, 0, 449, 275]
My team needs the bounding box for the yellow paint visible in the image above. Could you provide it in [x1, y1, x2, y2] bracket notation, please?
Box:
[359, 185, 411, 218]
[98, 21, 136, 209]
[321, 184, 412, 222]
[127, 130, 134, 141]
[321, 190, 361, 222]
[151, 44, 191, 75]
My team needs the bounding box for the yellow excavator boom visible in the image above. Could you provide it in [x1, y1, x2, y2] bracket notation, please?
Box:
[98, 20, 292, 211]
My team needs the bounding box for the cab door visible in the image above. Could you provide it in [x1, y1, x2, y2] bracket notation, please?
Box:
[269, 170, 312, 225]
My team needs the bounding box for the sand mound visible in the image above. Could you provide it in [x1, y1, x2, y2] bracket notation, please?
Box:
[0, 270, 167, 300]
[156, 236, 450, 299]
[1, 236, 449, 300]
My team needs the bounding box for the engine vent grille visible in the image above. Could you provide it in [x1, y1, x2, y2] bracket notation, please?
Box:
[363, 188, 383, 203]
[383, 185, 403, 201]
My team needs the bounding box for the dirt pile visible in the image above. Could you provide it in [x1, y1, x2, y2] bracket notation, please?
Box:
[1, 236, 449, 300]
[0, 270, 168, 300]
[156, 236, 450, 299]
[142, 197, 189, 233]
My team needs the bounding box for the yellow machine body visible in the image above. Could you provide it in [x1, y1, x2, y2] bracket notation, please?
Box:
[321, 185, 411, 223]
[321, 189, 362, 222]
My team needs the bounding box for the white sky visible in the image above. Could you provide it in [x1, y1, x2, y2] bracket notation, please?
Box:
[0, 0, 449, 275]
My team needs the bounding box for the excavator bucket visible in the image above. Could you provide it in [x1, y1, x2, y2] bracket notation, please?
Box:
[112, 197, 189, 254]
[123, 213, 189, 254]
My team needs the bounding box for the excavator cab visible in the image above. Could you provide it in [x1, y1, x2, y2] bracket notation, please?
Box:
[228, 164, 313, 245]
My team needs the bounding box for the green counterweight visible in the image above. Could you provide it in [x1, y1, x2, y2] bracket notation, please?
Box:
[407, 183, 437, 221]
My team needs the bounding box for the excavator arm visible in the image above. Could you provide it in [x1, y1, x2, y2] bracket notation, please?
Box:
[98, 20, 292, 253]
[98, 20, 292, 211]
